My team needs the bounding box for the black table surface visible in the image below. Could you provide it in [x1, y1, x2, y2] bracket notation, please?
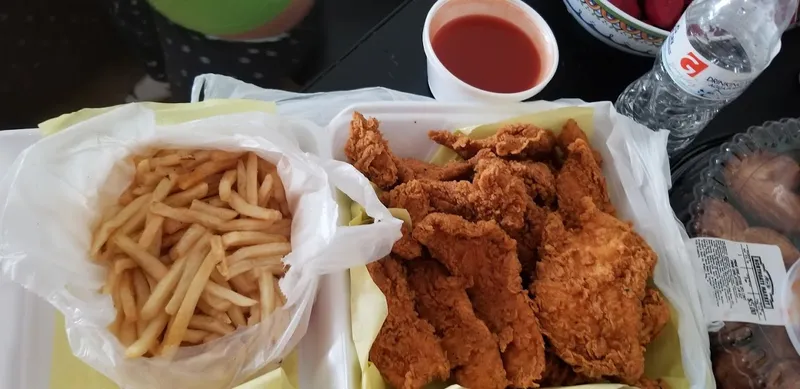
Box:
[306, 0, 800, 164]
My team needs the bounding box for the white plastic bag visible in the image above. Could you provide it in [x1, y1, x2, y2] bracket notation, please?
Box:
[0, 103, 402, 389]
[189, 76, 714, 388]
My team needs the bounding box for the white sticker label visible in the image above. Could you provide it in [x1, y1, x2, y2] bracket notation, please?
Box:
[690, 238, 788, 326]
[662, 15, 755, 100]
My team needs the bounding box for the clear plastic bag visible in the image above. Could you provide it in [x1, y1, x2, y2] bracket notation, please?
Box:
[0, 103, 402, 389]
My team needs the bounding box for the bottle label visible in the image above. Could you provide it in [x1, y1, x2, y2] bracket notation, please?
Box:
[662, 15, 755, 100]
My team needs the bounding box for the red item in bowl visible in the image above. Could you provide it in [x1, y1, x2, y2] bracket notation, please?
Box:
[610, 0, 642, 18]
[645, 0, 684, 29]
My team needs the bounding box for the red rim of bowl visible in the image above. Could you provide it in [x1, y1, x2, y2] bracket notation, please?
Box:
[593, 0, 670, 36]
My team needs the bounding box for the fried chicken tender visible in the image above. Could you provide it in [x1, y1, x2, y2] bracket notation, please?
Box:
[534, 198, 658, 384]
[472, 149, 556, 206]
[345, 112, 472, 190]
[558, 119, 602, 165]
[541, 351, 590, 387]
[384, 158, 528, 231]
[413, 213, 546, 388]
[429, 123, 557, 161]
[367, 256, 450, 389]
[641, 288, 670, 345]
[406, 260, 508, 389]
[556, 138, 615, 225]
[392, 223, 423, 260]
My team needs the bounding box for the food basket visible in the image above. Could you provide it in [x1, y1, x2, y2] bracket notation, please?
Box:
[326, 101, 713, 389]
[687, 118, 800, 389]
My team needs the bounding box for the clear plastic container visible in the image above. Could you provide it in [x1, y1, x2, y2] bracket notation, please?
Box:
[688, 118, 800, 388]
[784, 259, 800, 357]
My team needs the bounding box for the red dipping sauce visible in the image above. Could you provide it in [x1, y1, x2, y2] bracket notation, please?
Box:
[431, 14, 542, 94]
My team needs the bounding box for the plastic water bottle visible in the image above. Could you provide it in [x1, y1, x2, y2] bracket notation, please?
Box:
[615, 0, 799, 156]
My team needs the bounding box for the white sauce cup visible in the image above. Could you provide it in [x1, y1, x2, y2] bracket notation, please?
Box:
[422, 0, 559, 103]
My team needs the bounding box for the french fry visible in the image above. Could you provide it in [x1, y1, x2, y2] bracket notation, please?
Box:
[204, 196, 229, 208]
[210, 151, 244, 161]
[177, 158, 239, 190]
[140, 259, 186, 321]
[228, 192, 282, 221]
[181, 150, 211, 170]
[113, 257, 138, 275]
[190, 199, 238, 221]
[183, 329, 210, 344]
[161, 239, 223, 357]
[218, 169, 237, 202]
[216, 219, 279, 232]
[221, 231, 287, 248]
[227, 243, 291, 264]
[91, 193, 153, 255]
[248, 304, 261, 326]
[163, 219, 188, 235]
[227, 305, 247, 328]
[166, 234, 212, 315]
[257, 174, 274, 207]
[205, 282, 258, 307]
[262, 218, 292, 237]
[246, 153, 259, 205]
[120, 320, 138, 347]
[188, 314, 235, 335]
[204, 333, 223, 343]
[161, 229, 186, 250]
[113, 234, 169, 280]
[98, 148, 294, 356]
[196, 299, 232, 323]
[132, 269, 151, 335]
[164, 183, 209, 207]
[132, 269, 151, 311]
[132, 184, 157, 196]
[125, 312, 169, 358]
[151, 152, 192, 168]
[229, 274, 257, 295]
[225, 256, 284, 279]
[138, 214, 165, 249]
[204, 173, 223, 197]
[119, 271, 138, 322]
[202, 291, 232, 311]
[169, 224, 207, 260]
[135, 159, 151, 184]
[273, 278, 285, 308]
[236, 160, 247, 197]
[258, 270, 276, 322]
[151, 202, 225, 230]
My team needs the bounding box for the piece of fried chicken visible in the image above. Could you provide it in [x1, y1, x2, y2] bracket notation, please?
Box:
[471, 149, 556, 207]
[344, 112, 472, 190]
[557, 119, 602, 165]
[556, 138, 615, 226]
[367, 256, 450, 389]
[429, 123, 557, 161]
[641, 288, 671, 345]
[413, 213, 546, 388]
[533, 197, 658, 385]
[383, 157, 529, 232]
[406, 259, 508, 389]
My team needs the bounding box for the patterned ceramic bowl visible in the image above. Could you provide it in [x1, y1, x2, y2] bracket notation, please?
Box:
[563, 0, 668, 57]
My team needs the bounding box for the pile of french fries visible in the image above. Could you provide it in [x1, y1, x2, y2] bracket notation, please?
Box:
[92, 149, 292, 359]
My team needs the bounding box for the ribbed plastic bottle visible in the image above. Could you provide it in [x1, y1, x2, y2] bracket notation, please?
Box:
[615, 0, 799, 156]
